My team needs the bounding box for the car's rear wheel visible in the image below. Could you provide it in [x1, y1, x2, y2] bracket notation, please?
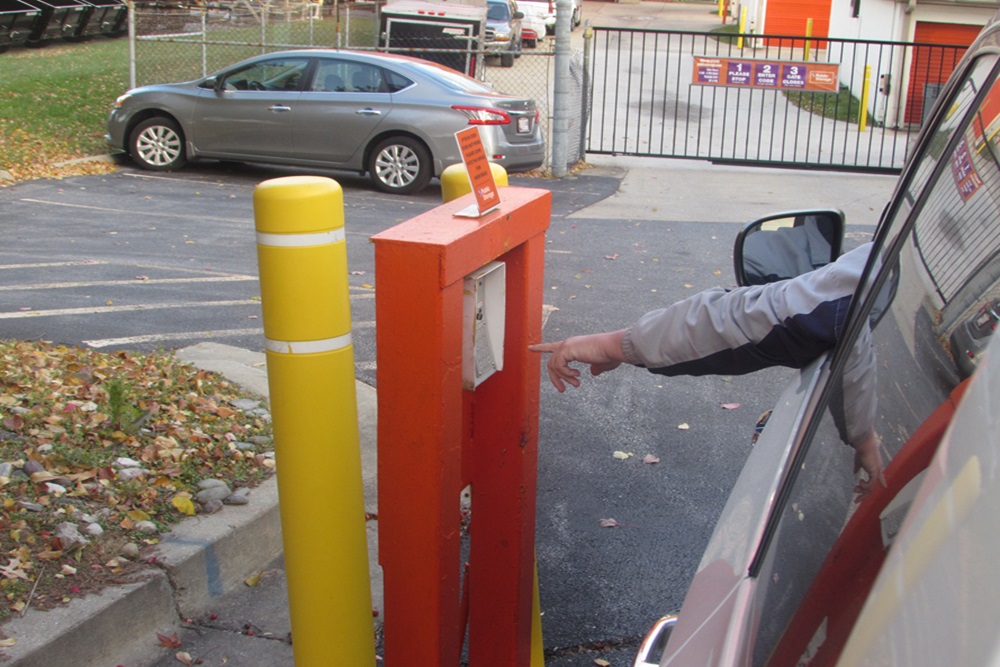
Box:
[129, 116, 186, 171]
[368, 136, 431, 194]
[501, 50, 515, 67]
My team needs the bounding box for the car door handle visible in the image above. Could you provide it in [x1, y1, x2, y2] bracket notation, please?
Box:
[268, 105, 291, 113]
[356, 108, 382, 116]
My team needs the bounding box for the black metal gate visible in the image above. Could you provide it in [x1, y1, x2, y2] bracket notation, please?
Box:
[585, 28, 969, 172]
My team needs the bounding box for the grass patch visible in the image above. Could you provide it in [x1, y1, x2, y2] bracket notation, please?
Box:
[0, 38, 130, 182]
[784, 85, 874, 126]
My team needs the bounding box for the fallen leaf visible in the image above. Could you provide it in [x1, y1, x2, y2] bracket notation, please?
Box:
[157, 631, 182, 648]
[595, 660, 611, 667]
[604, 253, 619, 260]
[175, 651, 194, 665]
[172, 496, 196, 516]
[127, 509, 151, 522]
[721, 403, 741, 410]
[611, 451, 633, 460]
[598, 518, 619, 528]
[677, 423, 690, 430]
[244, 571, 262, 587]
[0, 637, 16, 647]
[642, 454, 660, 465]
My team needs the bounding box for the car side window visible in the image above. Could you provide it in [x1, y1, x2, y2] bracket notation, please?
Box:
[310, 59, 350, 92]
[221, 58, 309, 92]
[750, 54, 1000, 666]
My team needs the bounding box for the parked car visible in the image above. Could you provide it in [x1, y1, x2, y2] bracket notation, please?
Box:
[485, 0, 522, 67]
[105, 50, 544, 194]
[517, 0, 580, 35]
[519, 4, 546, 49]
[635, 9, 1000, 667]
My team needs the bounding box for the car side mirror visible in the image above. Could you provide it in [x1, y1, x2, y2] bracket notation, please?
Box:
[733, 209, 844, 286]
[513, 10, 524, 18]
[198, 76, 218, 90]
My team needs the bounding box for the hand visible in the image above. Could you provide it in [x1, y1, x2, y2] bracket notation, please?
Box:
[529, 330, 628, 392]
[853, 429, 887, 500]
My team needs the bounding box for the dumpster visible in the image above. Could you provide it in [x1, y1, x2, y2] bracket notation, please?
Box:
[77, 0, 125, 38]
[380, 0, 486, 77]
[20, 0, 89, 45]
[0, 0, 41, 51]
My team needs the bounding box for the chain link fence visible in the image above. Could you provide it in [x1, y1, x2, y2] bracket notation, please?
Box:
[128, 0, 584, 169]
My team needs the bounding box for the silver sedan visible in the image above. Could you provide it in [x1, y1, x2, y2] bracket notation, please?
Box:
[106, 50, 545, 194]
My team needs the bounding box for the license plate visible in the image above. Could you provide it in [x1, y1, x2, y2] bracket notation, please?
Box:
[517, 116, 531, 133]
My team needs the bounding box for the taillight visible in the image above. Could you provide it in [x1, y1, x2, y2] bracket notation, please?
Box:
[452, 105, 511, 125]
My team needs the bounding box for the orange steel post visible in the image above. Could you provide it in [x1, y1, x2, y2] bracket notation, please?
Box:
[371, 187, 551, 666]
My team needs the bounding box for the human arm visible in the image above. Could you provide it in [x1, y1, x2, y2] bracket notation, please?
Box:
[529, 330, 628, 392]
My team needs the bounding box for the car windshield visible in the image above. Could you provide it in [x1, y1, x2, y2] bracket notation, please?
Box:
[488, 2, 510, 20]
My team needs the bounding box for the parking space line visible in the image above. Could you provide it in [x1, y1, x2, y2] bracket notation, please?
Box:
[0, 260, 111, 270]
[0, 275, 257, 292]
[84, 328, 265, 349]
[18, 198, 248, 224]
[0, 299, 260, 320]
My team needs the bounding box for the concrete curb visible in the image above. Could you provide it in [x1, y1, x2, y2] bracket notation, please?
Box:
[4, 342, 381, 666]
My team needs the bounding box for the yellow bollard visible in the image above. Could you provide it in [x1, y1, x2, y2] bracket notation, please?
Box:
[805, 18, 813, 61]
[859, 65, 872, 132]
[737, 6, 747, 50]
[254, 176, 375, 666]
[531, 557, 545, 667]
[440, 161, 509, 203]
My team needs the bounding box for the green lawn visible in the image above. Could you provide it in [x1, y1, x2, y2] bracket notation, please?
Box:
[0, 38, 130, 181]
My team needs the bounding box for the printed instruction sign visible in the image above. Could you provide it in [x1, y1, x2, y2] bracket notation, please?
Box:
[693, 56, 839, 92]
[454, 126, 501, 218]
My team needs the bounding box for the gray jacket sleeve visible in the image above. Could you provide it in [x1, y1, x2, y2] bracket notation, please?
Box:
[621, 243, 876, 444]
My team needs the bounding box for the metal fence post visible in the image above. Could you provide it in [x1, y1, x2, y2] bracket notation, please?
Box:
[551, 0, 571, 177]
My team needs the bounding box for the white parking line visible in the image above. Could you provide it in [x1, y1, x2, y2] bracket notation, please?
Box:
[84, 328, 264, 349]
[0, 299, 260, 319]
[0, 275, 257, 292]
[84, 320, 377, 349]
[19, 198, 248, 224]
[0, 260, 111, 270]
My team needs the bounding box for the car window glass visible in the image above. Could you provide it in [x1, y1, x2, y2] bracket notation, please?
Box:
[383, 69, 414, 93]
[220, 57, 309, 92]
[750, 54, 1000, 666]
[488, 2, 510, 20]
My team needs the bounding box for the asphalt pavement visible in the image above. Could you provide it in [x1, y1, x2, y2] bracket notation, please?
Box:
[0, 151, 897, 667]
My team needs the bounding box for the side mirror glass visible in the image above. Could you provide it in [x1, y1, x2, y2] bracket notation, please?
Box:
[198, 75, 219, 91]
[733, 210, 845, 286]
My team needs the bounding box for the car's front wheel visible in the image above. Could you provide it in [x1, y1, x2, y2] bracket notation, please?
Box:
[368, 136, 431, 194]
[129, 116, 187, 171]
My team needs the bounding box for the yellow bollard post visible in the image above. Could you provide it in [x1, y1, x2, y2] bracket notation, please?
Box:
[805, 18, 813, 61]
[737, 6, 747, 50]
[717, 0, 723, 20]
[254, 176, 375, 666]
[859, 65, 872, 132]
[531, 557, 545, 667]
[440, 161, 509, 202]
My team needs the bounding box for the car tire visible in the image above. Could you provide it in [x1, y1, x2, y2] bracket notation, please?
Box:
[501, 50, 514, 67]
[129, 116, 187, 171]
[368, 136, 432, 195]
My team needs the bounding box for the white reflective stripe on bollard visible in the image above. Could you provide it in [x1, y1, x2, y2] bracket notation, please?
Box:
[256, 229, 346, 247]
[264, 333, 353, 355]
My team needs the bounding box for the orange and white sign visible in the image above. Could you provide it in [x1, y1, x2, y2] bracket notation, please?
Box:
[454, 126, 501, 217]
